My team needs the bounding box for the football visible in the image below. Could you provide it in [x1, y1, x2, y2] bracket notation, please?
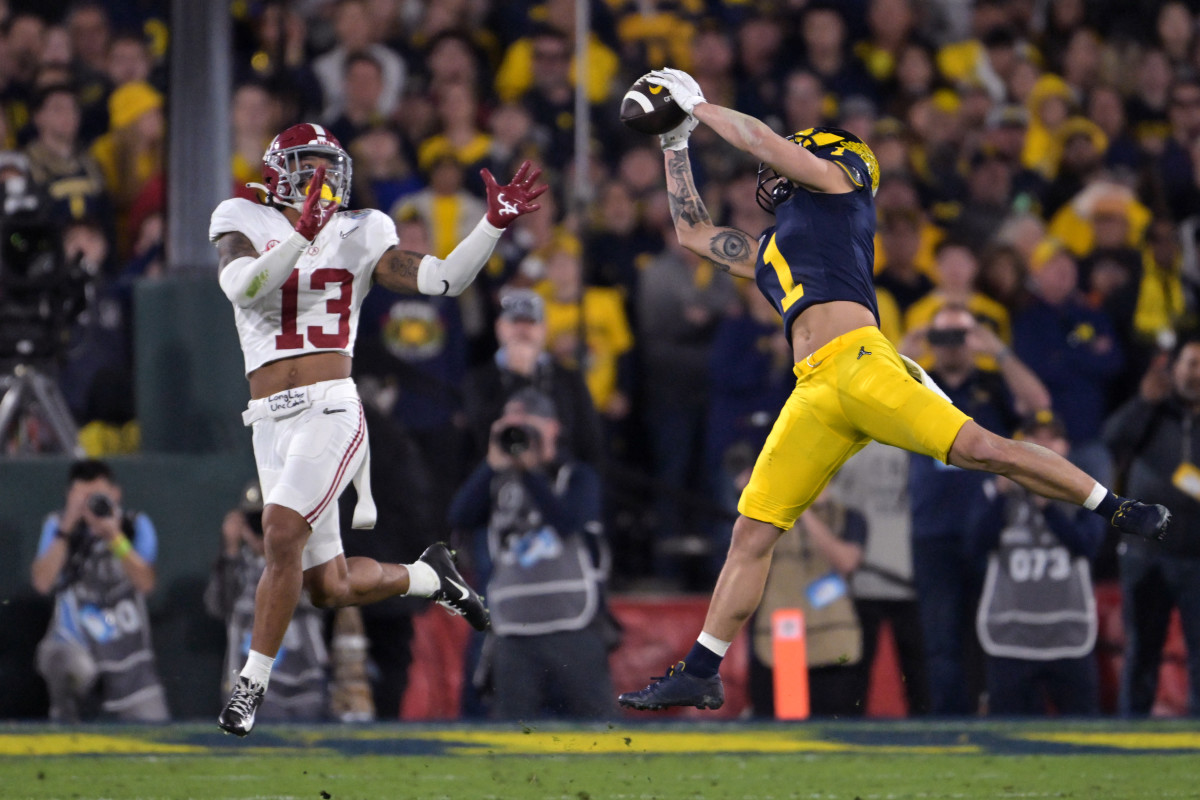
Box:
[619, 73, 688, 135]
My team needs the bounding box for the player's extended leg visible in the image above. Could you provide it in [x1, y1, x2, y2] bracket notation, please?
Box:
[218, 503, 309, 737]
[947, 422, 1170, 540]
[302, 543, 490, 630]
[251, 503, 310, 656]
[701, 515, 786, 642]
[620, 360, 866, 710]
[947, 422, 1094, 502]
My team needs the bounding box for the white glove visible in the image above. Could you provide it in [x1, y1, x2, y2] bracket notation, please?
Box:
[659, 114, 699, 151]
[646, 68, 706, 115]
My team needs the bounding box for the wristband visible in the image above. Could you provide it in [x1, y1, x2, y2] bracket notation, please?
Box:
[110, 535, 133, 559]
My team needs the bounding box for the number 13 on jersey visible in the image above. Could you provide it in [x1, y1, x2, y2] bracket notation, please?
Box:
[764, 233, 805, 311]
[275, 268, 354, 349]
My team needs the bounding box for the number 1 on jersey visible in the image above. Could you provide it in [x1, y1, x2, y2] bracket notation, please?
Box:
[764, 233, 805, 312]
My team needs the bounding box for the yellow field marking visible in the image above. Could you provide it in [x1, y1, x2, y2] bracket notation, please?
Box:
[1017, 732, 1200, 750]
[412, 729, 980, 756]
[0, 733, 207, 756]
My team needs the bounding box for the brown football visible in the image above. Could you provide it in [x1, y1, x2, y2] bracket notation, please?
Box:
[619, 73, 688, 135]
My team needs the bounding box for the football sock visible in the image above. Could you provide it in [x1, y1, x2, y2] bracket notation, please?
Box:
[684, 633, 730, 678]
[1084, 482, 1123, 519]
[405, 560, 440, 597]
[240, 650, 274, 689]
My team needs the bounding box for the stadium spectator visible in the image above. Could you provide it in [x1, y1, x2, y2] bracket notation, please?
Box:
[89, 80, 164, 257]
[205, 481, 329, 722]
[462, 287, 603, 467]
[493, 0, 619, 106]
[1013, 241, 1123, 486]
[792, 3, 877, 105]
[636, 218, 738, 561]
[30, 459, 169, 722]
[415, 81, 491, 195]
[904, 242, 1012, 370]
[750, 484, 866, 718]
[66, 3, 111, 78]
[1104, 337, 1200, 716]
[354, 215, 470, 524]
[22, 82, 112, 230]
[970, 412, 1105, 717]
[834, 441, 931, 716]
[449, 387, 616, 720]
[105, 31, 154, 89]
[56, 217, 139, 456]
[311, 0, 406, 122]
[902, 304, 1051, 714]
[536, 242, 634, 423]
[324, 51, 388, 149]
[345, 124, 419, 215]
[238, 1, 323, 122]
[229, 82, 281, 201]
[874, 207, 934, 314]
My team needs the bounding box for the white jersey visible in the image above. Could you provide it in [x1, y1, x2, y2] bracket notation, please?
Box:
[209, 198, 399, 374]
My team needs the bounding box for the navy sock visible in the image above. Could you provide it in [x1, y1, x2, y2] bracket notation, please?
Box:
[1095, 490, 1123, 520]
[682, 641, 723, 679]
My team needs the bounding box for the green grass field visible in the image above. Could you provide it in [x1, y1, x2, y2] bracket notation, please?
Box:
[1, 720, 1198, 800]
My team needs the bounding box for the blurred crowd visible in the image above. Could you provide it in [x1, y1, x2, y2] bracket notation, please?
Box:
[9, 0, 1200, 719]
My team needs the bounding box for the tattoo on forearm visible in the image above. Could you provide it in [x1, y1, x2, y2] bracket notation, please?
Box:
[216, 232, 258, 269]
[709, 230, 753, 271]
[374, 247, 424, 291]
[666, 150, 710, 228]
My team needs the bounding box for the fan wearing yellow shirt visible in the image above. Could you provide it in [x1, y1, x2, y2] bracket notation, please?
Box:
[536, 245, 634, 419]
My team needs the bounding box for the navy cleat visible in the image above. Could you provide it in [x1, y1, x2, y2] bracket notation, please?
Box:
[1111, 500, 1171, 542]
[218, 676, 265, 737]
[618, 661, 725, 710]
[420, 542, 491, 631]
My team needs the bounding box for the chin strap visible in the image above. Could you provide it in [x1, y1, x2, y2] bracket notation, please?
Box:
[245, 183, 303, 211]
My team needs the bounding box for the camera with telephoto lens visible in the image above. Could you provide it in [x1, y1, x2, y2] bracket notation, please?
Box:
[0, 165, 88, 361]
[495, 424, 540, 456]
[86, 492, 114, 518]
[927, 327, 968, 347]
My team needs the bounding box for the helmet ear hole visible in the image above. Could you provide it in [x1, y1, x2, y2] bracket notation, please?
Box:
[771, 181, 794, 207]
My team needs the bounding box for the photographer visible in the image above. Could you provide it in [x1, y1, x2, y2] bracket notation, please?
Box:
[899, 304, 1052, 714]
[30, 459, 168, 722]
[448, 387, 616, 719]
[204, 482, 329, 722]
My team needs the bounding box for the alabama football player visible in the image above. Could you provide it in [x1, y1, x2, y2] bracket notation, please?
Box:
[209, 123, 545, 736]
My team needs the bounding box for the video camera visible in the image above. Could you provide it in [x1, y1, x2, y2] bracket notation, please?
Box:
[0, 163, 88, 362]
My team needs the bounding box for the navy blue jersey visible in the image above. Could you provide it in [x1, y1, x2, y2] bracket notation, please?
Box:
[753, 161, 879, 342]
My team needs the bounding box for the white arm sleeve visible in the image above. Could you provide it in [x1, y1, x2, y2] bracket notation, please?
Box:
[218, 231, 308, 308]
[416, 217, 503, 296]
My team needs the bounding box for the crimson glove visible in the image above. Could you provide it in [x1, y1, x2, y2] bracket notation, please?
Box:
[481, 160, 547, 229]
[294, 164, 337, 241]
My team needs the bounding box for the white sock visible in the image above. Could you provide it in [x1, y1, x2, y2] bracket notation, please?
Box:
[405, 560, 440, 597]
[1082, 481, 1107, 511]
[240, 650, 274, 689]
[698, 631, 732, 657]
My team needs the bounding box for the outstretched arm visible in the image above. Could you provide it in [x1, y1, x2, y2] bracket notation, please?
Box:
[648, 68, 854, 195]
[662, 146, 757, 278]
[373, 160, 547, 295]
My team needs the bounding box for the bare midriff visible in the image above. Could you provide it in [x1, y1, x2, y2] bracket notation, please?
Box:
[789, 300, 878, 363]
[248, 352, 352, 399]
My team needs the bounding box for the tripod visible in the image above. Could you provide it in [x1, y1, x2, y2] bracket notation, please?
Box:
[0, 362, 84, 455]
